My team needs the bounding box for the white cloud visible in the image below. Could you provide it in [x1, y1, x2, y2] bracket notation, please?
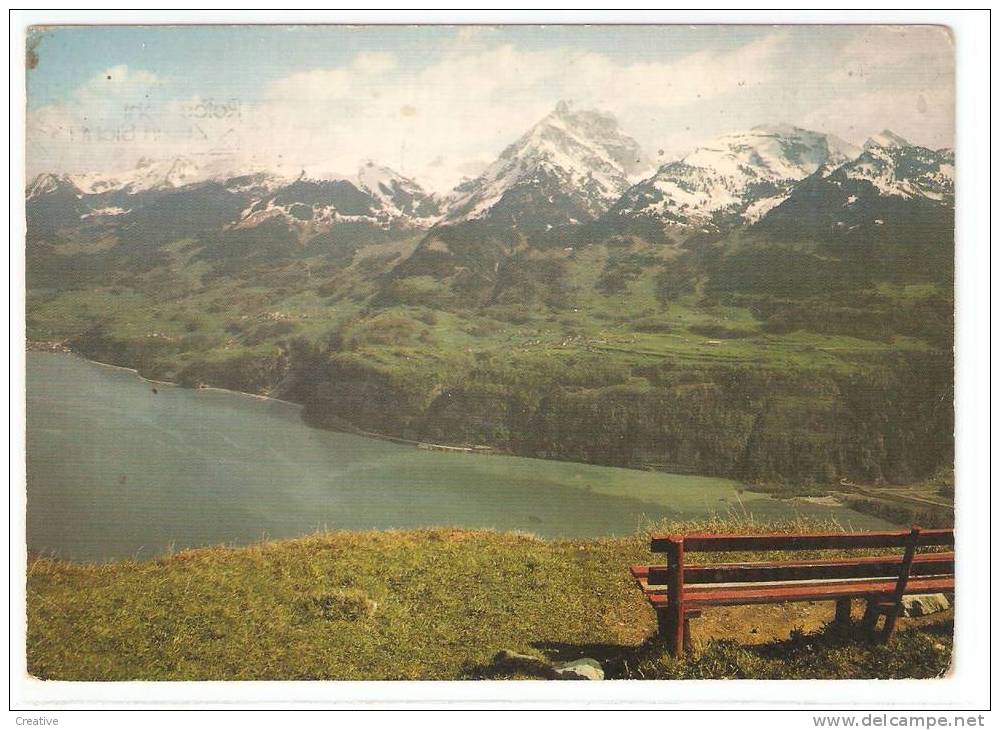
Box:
[266, 68, 353, 102]
[804, 85, 954, 151]
[74, 64, 162, 102]
[565, 33, 785, 111]
[27, 65, 168, 175]
[351, 51, 398, 75]
[802, 27, 954, 149]
[828, 26, 954, 83]
[25, 30, 955, 192]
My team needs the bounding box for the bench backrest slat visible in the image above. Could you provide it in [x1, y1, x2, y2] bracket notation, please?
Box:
[647, 552, 954, 586]
[650, 529, 954, 553]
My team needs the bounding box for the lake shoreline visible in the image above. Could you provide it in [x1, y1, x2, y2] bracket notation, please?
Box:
[28, 340, 300, 405]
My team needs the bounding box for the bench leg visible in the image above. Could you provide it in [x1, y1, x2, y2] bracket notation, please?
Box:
[861, 600, 902, 642]
[656, 608, 686, 658]
[880, 606, 902, 643]
[835, 598, 852, 625]
[862, 600, 880, 630]
[878, 525, 918, 643]
[657, 607, 672, 641]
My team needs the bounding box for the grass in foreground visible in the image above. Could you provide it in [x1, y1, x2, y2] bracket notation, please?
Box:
[27, 521, 953, 681]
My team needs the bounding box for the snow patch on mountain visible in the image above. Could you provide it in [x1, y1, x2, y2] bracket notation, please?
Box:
[356, 160, 443, 223]
[81, 206, 130, 219]
[223, 171, 297, 194]
[744, 193, 791, 223]
[863, 129, 912, 151]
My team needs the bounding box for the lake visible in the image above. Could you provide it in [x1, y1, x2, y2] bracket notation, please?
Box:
[25, 352, 892, 561]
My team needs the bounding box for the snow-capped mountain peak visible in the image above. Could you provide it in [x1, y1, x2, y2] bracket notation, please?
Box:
[864, 129, 912, 151]
[68, 156, 205, 195]
[735, 125, 859, 178]
[533, 100, 649, 179]
[222, 170, 297, 194]
[607, 125, 861, 229]
[356, 160, 442, 221]
[839, 139, 953, 202]
[443, 101, 650, 227]
[752, 134, 954, 240]
[130, 156, 202, 191]
[27, 173, 76, 200]
[229, 159, 443, 236]
[358, 160, 406, 197]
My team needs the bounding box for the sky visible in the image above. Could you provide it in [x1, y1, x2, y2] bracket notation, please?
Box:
[25, 24, 955, 192]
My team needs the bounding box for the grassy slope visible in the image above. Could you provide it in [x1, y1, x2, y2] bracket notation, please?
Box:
[27, 521, 952, 681]
[26, 233, 942, 386]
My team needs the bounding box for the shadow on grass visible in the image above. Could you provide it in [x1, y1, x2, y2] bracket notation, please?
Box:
[752, 618, 954, 661]
[464, 619, 954, 680]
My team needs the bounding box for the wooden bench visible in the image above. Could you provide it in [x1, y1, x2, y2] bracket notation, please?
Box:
[630, 527, 955, 657]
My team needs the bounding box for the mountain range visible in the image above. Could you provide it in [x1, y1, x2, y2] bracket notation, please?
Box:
[26, 101, 954, 248]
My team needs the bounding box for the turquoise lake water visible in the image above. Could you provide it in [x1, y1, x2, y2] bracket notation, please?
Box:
[26, 352, 891, 561]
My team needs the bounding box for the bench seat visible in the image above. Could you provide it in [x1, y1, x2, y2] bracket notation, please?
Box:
[630, 552, 955, 592]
